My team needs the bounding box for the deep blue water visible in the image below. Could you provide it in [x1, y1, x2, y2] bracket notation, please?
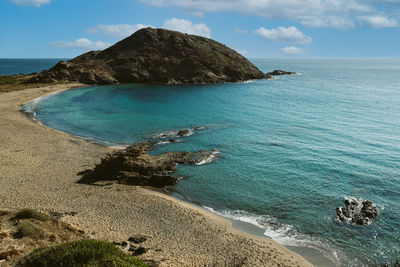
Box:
[22, 59, 400, 266]
[0, 58, 65, 75]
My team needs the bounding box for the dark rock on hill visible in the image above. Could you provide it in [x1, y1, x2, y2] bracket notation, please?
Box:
[28, 28, 267, 85]
[78, 141, 219, 187]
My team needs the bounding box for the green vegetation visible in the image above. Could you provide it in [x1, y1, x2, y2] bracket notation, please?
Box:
[15, 222, 40, 238]
[15, 208, 49, 221]
[0, 74, 53, 93]
[19, 239, 148, 267]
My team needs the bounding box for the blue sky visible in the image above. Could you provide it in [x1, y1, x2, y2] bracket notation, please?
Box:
[1, 0, 400, 58]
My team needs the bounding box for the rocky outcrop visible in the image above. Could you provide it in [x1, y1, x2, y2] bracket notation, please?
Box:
[267, 70, 297, 76]
[336, 197, 379, 226]
[78, 141, 219, 187]
[28, 28, 268, 85]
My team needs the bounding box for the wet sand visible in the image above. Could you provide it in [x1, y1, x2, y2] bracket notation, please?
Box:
[0, 84, 314, 266]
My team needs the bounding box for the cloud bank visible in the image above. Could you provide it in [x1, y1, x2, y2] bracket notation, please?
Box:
[12, 0, 51, 7]
[86, 24, 152, 38]
[255, 26, 312, 45]
[50, 38, 111, 51]
[163, 18, 211, 37]
[280, 46, 306, 55]
[357, 15, 398, 28]
[141, 0, 400, 30]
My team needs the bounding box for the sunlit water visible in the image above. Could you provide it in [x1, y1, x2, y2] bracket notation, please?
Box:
[21, 59, 400, 266]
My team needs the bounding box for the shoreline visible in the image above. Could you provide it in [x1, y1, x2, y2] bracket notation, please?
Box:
[1, 83, 315, 266]
[165, 190, 337, 267]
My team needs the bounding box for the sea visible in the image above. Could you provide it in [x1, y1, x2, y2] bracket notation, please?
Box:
[4, 58, 400, 266]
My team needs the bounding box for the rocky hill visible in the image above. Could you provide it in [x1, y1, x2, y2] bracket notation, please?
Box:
[29, 28, 267, 85]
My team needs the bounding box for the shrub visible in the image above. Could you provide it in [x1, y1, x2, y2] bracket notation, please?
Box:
[15, 223, 39, 238]
[18, 239, 148, 267]
[15, 208, 48, 221]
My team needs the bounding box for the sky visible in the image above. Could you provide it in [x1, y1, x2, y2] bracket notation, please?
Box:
[1, 0, 400, 58]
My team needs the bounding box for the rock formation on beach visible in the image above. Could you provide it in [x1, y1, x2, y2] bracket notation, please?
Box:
[78, 141, 219, 187]
[28, 28, 268, 85]
[336, 197, 379, 226]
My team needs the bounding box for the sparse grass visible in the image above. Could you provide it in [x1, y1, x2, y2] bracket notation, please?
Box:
[15, 222, 40, 238]
[0, 74, 54, 93]
[18, 239, 148, 267]
[15, 208, 49, 221]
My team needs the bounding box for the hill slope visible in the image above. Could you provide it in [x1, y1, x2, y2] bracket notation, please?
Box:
[29, 28, 267, 85]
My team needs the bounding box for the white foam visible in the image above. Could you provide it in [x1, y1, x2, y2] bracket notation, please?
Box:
[202, 207, 344, 265]
[21, 90, 62, 116]
[195, 150, 220, 165]
[237, 80, 256, 84]
[157, 140, 180, 145]
[152, 129, 194, 139]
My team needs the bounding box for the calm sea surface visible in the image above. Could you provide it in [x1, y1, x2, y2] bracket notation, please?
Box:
[16, 58, 400, 266]
[0, 58, 65, 75]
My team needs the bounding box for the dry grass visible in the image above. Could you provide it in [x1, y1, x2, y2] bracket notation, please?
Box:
[0, 74, 55, 93]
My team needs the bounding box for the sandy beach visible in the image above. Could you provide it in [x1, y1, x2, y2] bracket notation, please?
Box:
[0, 84, 313, 266]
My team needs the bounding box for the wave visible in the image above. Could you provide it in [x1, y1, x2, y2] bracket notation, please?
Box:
[193, 149, 220, 165]
[203, 207, 295, 244]
[156, 139, 180, 145]
[237, 79, 256, 84]
[21, 90, 63, 117]
[202, 207, 352, 266]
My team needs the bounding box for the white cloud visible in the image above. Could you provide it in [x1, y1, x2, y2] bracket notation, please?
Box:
[255, 26, 312, 45]
[280, 46, 307, 55]
[299, 16, 355, 30]
[50, 38, 111, 51]
[86, 24, 153, 39]
[12, 0, 50, 7]
[163, 18, 211, 37]
[357, 15, 398, 28]
[141, 0, 400, 30]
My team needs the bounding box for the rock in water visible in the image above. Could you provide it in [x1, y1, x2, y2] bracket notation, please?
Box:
[336, 197, 379, 226]
[267, 70, 297, 76]
[78, 141, 220, 187]
[28, 28, 267, 85]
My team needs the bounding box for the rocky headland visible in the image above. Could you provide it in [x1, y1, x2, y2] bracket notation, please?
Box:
[28, 28, 269, 85]
[78, 141, 219, 187]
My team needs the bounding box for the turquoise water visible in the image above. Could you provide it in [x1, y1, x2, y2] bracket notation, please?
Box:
[23, 59, 400, 266]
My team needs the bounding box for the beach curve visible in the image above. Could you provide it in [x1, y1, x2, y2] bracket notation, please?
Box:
[0, 84, 313, 266]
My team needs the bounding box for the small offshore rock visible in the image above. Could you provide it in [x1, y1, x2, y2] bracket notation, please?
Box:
[177, 129, 192, 137]
[267, 70, 296, 76]
[336, 197, 379, 226]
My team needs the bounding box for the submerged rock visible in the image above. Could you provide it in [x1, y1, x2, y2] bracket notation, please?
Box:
[28, 28, 267, 85]
[78, 141, 219, 187]
[336, 197, 379, 226]
[150, 126, 205, 140]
